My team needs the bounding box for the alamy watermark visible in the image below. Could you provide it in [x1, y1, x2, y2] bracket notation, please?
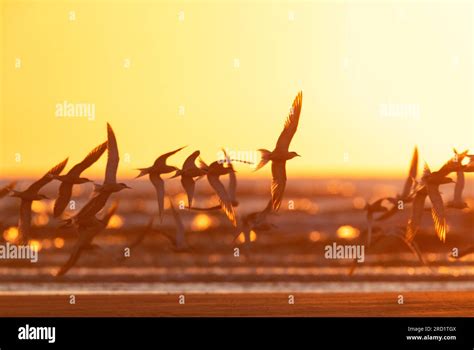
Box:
[325, 242, 365, 263]
[55, 100, 96, 121]
[0, 242, 38, 263]
[379, 103, 420, 120]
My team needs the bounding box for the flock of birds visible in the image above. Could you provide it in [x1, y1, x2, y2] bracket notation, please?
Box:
[0, 92, 303, 276]
[0, 90, 473, 277]
[354, 146, 474, 274]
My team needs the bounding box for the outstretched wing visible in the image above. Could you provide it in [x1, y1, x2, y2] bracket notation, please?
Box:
[69, 141, 107, 176]
[274, 91, 303, 152]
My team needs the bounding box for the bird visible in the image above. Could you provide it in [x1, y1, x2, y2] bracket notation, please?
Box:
[51, 141, 107, 217]
[234, 199, 275, 248]
[254, 91, 303, 211]
[0, 181, 16, 199]
[446, 149, 469, 209]
[406, 162, 454, 242]
[463, 154, 474, 172]
[376, 146, 419, 221]
[171, 150, 206, 208]
[157, 198, 188, 252]
[11, 158, 68, 243]
[199, 159, 237, 226]
[63, 123, 130, 228]
[349, 226, 428, 276]
[363, 198, 391, 246]
[136, 146, 185, 222]
[56, 201, 118, 277]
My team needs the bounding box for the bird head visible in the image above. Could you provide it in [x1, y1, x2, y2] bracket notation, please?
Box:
[289, 151, 301, 159]
[118, 183, 132, 190]
[78, 177, 92, 184]
[441, 177, 455, 185]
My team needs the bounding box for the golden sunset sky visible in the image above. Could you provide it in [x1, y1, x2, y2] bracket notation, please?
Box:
[1, 0, 473, 179]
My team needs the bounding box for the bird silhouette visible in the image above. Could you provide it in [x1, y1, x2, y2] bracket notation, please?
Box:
[376, 146, 418, 221]
[136, 147, 185, 222]
[199, 159, 237, 226]
[11, 158, 68, 243]
[406, 162, 454, 242]
[63, 123, 129, 228]
[171, 150, 206, 208]
[254, 91, 302, 210]
[349, 226, 428, 276]
[0, 181, 16, 199]
[56, 201, 118, 277]
[52, 141, 107, 217]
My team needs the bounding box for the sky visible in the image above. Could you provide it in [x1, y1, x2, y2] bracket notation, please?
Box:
[1, 0, 473, 180]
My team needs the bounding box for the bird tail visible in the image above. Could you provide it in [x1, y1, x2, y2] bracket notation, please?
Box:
[170, 169, 183, 179]
[254, 149, 271, 171]
[135, 167, 151, 178]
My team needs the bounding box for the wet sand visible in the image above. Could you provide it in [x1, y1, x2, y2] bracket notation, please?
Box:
[0, 291, 472, 317]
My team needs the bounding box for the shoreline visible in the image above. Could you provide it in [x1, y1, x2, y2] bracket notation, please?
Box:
[0, 292, 472, 317]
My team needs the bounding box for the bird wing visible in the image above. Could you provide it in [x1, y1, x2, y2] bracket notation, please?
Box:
[169, 199, 186, 250]
[426, 184, 447, 242]
[69, 141, 108, 176]
[18, 200, 32, 242]
[207, 174, 236, 226]
[181, 176, 196, 208]
[453, 170, 465, 203]
[149, 172, 165, 222]
[228, 169, 237, 203]
[75, 192, 111, 222]
[104, 123, 119, 185]
[101, 201, 119, 225]
[270, 160, 287, 211]
[128, 215, 155, 250]
[406, 188, 427, 242]
[0, 181, 16, 199]
[153, 146, 186, 167]
[56, 227, 97, 277]
[375, 206, 398, 221]
[54, 182, 73, 217]
[401, 146, 418, 198]
[274, 91, 302, 152]
[27, 158, 68, 193]
[182, 150, 200, 170]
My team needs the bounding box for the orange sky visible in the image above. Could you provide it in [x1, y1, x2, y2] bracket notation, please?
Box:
[1, 0, 473, 179]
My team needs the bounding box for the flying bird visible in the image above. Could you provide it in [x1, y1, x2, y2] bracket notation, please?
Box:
[406, 163, 454, 242]
[136, 147, 185, 222]
[349, 226, 428, 276]
[0, 181, 16, 199]
[376, 146, 419, 221]
[364, 198, 390, 246]
[11, 158, 68, 243]
[56, 202, 118, 277]
[52, 141, 107, 217]
[157, 198, 188, 252]
[63, 123, 130, 228]
[171, 150, 206, 208]
[199, 159, 237, 226]
[254, 91, 303, 210]
[234, 199, 275, 248]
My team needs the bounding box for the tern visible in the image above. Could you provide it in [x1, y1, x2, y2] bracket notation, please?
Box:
[349, 226, 428, 276]
[56, 202, 118, 277]
[52, 141, 107, 217]
[364, 198, 391, 246]
[0, 181, 16, 200]
[254, 91, 303, 211]
[171, 150, 206, 208]
[233, 199, 275, 248]
[136, 147, 185, 222]
[63, 123, 130, 228]
[447, 149, 468, 209]
[199, 159, 237, 226]
[406, 163, 453, 242]
[376, 146, 419, 221]
[11, 158, 68, 242]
